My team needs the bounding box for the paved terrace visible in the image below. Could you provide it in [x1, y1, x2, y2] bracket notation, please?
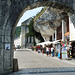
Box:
[14, 49, 75, 69]
[9, 49, 75, 75]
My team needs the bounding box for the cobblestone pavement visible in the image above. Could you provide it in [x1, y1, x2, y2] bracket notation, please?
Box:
[9, 49, 75, 75]
[14, 49, 75, 69]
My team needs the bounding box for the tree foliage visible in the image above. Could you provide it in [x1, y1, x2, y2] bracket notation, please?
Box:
[26, 18, 36, 36]
[26, 19, 44, 42]
[15, 26, 21, 38]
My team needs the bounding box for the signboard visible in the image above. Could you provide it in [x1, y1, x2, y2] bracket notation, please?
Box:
[56, 44, 61, 58]
[5, 44, 10, 50]
[56, 44, 61, 53]
[62, 46, 68, 59]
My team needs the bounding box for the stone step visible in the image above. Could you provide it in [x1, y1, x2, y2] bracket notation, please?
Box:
[9, 67, 75, 75]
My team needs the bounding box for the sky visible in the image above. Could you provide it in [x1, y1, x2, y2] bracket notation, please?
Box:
[17, 7, 43, 26]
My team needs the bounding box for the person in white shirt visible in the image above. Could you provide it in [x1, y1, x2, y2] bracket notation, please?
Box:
[51, 46, 54, 57]
[46, 45, 49, 56]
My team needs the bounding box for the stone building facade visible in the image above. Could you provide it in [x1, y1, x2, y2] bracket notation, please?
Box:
[21, 18, 36, 48]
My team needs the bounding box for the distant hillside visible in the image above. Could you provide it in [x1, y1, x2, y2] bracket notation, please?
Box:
[15, 26, 21, 38]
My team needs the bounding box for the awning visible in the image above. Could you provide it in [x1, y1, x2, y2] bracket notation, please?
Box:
[53, 40, 60, 44]
[36, 41, 53, 47]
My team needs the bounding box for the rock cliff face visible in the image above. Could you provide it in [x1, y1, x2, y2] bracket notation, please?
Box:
[34, 7, 64, 41]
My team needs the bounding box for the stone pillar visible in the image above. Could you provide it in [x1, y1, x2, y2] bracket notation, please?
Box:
[32, 36, 33, 43]
[28, 36, 30, 43]
[55, 29, 57, 41]
[62, 20, 67, 42]
[21, 25, 26, 48]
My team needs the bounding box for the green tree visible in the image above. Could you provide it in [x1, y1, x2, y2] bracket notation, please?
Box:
[26, 19, 44, 43]
[15, 26, 21, 38]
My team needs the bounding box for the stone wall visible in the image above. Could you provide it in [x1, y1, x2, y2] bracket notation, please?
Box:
[21, 18, 33, 48]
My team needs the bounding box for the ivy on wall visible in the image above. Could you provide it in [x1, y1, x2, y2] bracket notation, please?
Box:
[26, 18, 44, 42]
[26, 18, 36, 36]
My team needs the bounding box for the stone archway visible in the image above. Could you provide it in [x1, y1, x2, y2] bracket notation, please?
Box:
[0, 0, 75, 74]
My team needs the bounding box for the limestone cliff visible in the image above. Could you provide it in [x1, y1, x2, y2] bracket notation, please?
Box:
[34, 7, 68, 41]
